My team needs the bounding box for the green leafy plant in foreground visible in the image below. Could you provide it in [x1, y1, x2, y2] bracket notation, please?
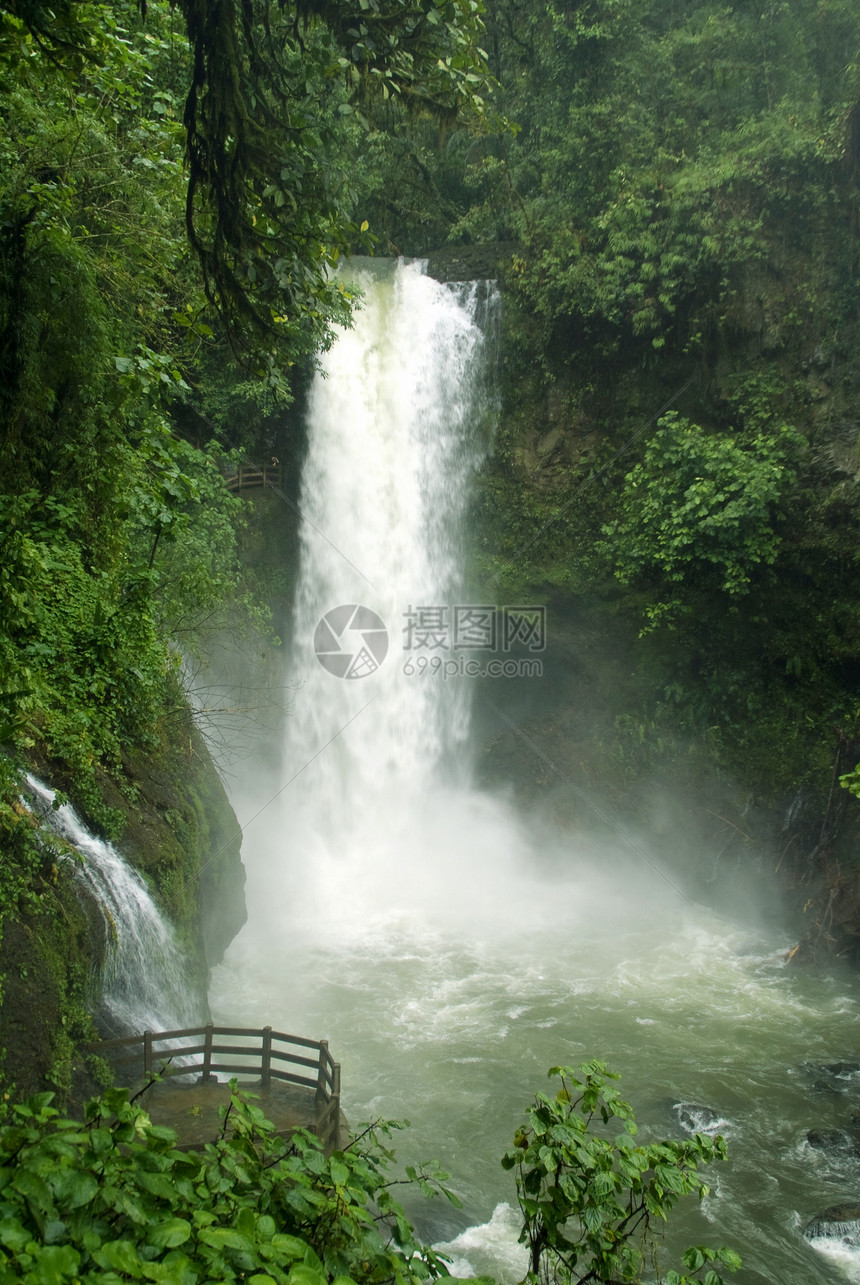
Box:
[503, 1063, 741, 1285]
[0, 1067, 740, 1285]
[0, 1085, 457, 1285]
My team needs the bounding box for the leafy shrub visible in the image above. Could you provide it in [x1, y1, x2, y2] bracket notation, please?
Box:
[0, 1067, 740, 1285]
[503, 1062, 740, 1285]
[0, 1086, 457, 1285]
[600, 413, 799, 628]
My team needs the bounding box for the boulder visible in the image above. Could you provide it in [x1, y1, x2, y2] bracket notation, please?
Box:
[804, 1203, 860, 1244]
[806, 1128, 860, 1157]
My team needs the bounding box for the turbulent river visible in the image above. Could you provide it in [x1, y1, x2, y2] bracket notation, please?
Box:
[209, 260, 860, 1285]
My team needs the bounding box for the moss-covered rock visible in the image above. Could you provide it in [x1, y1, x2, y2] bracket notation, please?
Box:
[0, 706, 246, 1103]
[105, 723, 247, 972]
[0, 862, 104, 1105]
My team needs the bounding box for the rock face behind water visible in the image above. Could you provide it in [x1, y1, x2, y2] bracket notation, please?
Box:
[424, 242, 519, 283]
[107, 724, 246, 972]
[805, 1204, 860, 1243]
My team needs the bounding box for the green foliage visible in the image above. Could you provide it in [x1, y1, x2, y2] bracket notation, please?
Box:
[0, 1, 278, 844]
[0, 1071, 741, 1285]
[0, 432, 275, 837]
[458, 0, 860, 365]
[504, 1062, 740, 1285]
[5, 0, 491, 357]
[0, 756, 49, 920]
[124, 427, 274, 654]
[0, 485, 165, 830]
[840, 763, 860, 799]
[459, 1, 860, 825]
[0, 0, 192, 800]
[0, 0, 489, 831]
[600, 413, 800, 628]
[0, 1085, 458, 1285]
[474, 472, 585, 597]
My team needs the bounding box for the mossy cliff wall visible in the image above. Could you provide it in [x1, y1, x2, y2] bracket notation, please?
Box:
[0, 719, 245, 1104]
[469, 238, 860, 963]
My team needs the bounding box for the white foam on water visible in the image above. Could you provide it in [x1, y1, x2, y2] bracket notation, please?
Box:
[435, 1203, 527, 1280]
[809, 1238, 860, 1284]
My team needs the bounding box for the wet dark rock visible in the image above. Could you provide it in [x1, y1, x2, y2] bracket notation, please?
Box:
[424, 242, 519, 283]
[108, 727, 246, 971]
[804, 1203, 860, 1243]
[807, 1128, 860, 1157]
[804, 1061, 860, 1096]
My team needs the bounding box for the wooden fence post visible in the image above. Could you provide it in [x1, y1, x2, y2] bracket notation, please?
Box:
[143, 1031, 152, 1077]
[202, 1023, 213, 1083]
[316, 1039, 329, 1102]
[261, 1026, 272, 1088]
[329, 1061, 341, 1149]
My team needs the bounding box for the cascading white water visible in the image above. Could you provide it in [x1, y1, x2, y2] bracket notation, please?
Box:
[212, 260, 860, 1285]
[247, 259, 500, 938]
[291, 259, 492, 788]
[25, 775, 203, 1035]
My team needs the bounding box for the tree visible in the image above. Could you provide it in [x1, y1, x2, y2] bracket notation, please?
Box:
[599, 413, 799, 630]
[3, 0, 492, 359]
[0, 0, 492, 793]
[0, 2, 298, 819]
[503, 1062, 741, 1285]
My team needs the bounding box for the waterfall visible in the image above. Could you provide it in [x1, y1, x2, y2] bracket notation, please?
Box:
[25, 774, 204, 1035]
[212, 259, 860, 1285]
[289, 259, 497, 795]
[247, 258, 502, 937]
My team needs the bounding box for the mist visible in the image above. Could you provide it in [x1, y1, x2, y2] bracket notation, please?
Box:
[209, 261, 859, 1285]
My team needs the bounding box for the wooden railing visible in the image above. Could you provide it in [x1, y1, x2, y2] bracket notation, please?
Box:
[91, 1025, 341, 1146]
[223, 465, 282, 493]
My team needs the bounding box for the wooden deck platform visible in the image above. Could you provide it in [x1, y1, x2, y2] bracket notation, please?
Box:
[138, 1077, 349, 1152]
[88, 1025, 346, 1154]
[223, 465, 282, 493]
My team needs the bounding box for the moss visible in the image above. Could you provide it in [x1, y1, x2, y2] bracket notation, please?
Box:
[0, 862, 102, 1106]
[97, 715, 246, 975]
[471, 230, 860, 958]
[0, 688, 246, 1098]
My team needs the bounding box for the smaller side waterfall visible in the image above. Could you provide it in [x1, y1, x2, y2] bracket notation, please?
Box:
[25, 775, 204, 1036]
